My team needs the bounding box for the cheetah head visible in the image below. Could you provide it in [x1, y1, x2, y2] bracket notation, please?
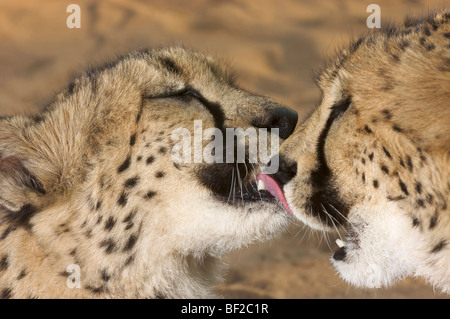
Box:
[0, 47, 297, 298]
[258, 13, 450, 293]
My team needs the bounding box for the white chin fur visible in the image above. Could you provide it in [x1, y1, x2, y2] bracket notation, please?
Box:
[331, 203, 420, 289]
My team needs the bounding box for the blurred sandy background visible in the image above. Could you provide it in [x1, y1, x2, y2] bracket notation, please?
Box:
[0, 0, 448, 298]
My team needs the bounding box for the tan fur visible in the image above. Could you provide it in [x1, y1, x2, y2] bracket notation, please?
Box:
[277, 12, 450, 292]
[0, 47, 293, 298]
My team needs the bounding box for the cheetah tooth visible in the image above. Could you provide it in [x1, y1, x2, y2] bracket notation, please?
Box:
[336, 239, 346, 248]
[257, 179, 266, 191]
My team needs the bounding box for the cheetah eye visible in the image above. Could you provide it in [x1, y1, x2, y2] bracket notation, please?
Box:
[147, 87, 203, 104]
[147, 87, 225, 128]
[173, 88, 202, 103]
[329, 95, 352, 122]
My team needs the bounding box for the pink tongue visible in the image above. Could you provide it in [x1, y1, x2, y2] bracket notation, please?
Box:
[256, 173, 294, 216]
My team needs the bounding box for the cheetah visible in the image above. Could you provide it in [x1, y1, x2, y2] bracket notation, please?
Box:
[0, 47, 297, 298]
[256, 11, 450, 293]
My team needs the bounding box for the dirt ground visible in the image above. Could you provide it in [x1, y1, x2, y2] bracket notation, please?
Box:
[0, 0, 448, 299]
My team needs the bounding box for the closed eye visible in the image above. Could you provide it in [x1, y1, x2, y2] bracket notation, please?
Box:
[145, 86, 226, 129]
[145, 86, 202, 103]
[172, 88, 202, 103]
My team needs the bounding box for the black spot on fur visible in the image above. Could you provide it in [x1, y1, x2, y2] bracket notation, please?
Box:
[362, 172, 366, 183]
[381, 165, 389, 175]
[399, 40, 410, 51]
[100, 239, 117, 254]
[117, 192, 128, 207]
[430, 212, 438, 229]
[137, 156, 142, 161]
[361, 158, 366, 165]
[17, 269, 27, 280]
[381, 109, 393, 120]
[399, 179, 409, 196]
[124, 176, 139, 189]
[424, 27, 431, 36]
[364, 125, 373, 134]
[123, 210, 136, 224]
[382, 146, 392, 159]
[392, 124, 403, 132]
[406, 156, 413, 172]
[444, 32, 450, 38]
[84, 229, 92, 238]
[429, 20, 439, 31]
[430, 240, 447, 253]
[86, 285, 103, 294]
[1, 287, 12, 299]
[0, 255, 8, 271]
[146, 156, 155, 165]
[412, 217, 420, 227]
[104, 217, 116, 231]
[415, 182, 422, 194]
[417, 199, 425, 208]
[101, 269, 110, 282]
[155, 171, 165, 178]
[124, 255, 134, 266]
[96, 215, 103, 224]
[399, 158, 405, 168]
[123, 234, 138, 251]
[426, 43, 435, 51]
[159, 147, 167, 154]
[125, 221, 134, 230]
[373, 180, 379, 189]
[391, 54, 400, 62]
[368, 153, 374, 161]
[426, 194, 433, 204]
[144, 191, 156, 199]
[129, 134, 136, 146]
[117, 156, 131, 173]
[96, 201, 102, 211]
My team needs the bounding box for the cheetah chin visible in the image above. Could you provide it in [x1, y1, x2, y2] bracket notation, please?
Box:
[0, 47, 297, 298]
[262, 11, 450, 293]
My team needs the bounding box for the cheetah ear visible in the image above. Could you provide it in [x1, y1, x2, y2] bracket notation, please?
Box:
[0, 155, 46, 213]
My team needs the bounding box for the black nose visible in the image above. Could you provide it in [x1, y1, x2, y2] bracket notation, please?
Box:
[267, 154, 297, 186]
[253, 107, 298, 139]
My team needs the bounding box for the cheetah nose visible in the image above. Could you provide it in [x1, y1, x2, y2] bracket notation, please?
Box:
[253, 107, 298, 139]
